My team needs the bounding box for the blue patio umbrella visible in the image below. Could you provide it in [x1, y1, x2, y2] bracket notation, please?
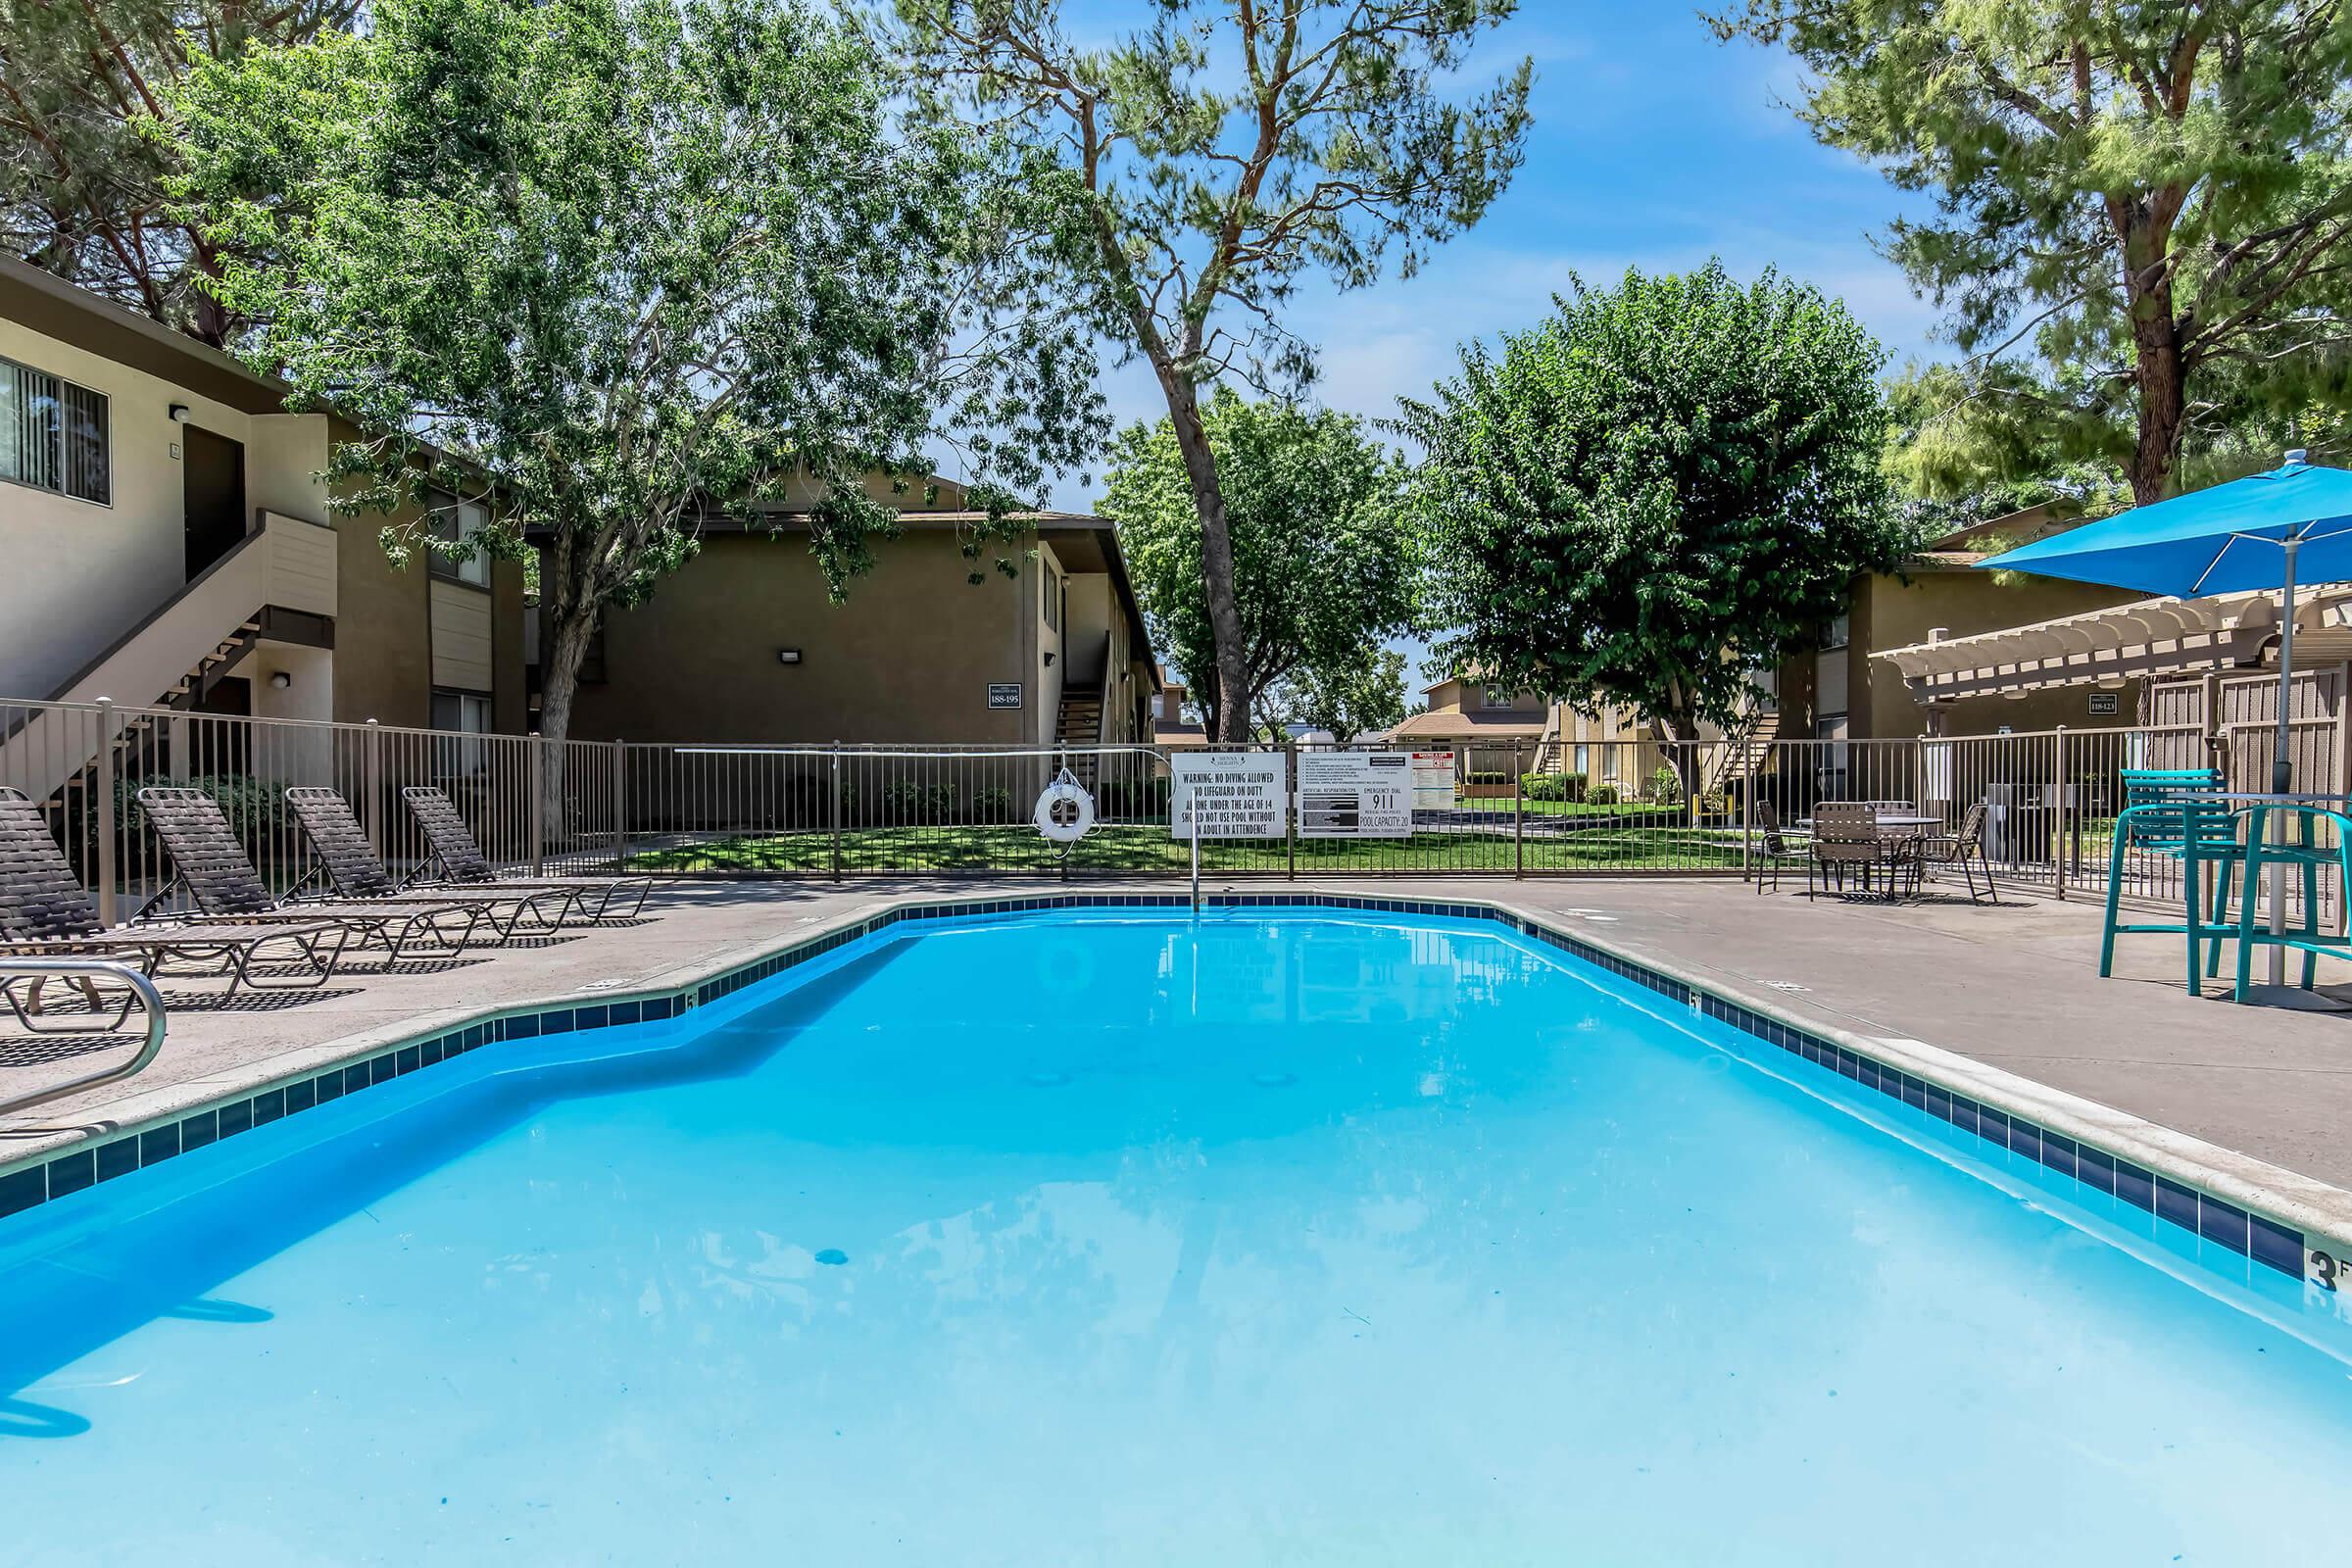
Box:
[1979, 451, 2352, 793]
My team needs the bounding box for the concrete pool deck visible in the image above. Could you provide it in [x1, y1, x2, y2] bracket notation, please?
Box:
[6, 874, 2348, 1206]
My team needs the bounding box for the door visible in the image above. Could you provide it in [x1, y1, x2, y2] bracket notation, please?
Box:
[183, 424, 247, 580]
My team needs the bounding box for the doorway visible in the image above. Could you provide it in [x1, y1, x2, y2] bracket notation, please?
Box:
[183, 424, 247, 580]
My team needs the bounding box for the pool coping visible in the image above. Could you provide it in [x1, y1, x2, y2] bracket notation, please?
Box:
[2, 887, 2346, 1295]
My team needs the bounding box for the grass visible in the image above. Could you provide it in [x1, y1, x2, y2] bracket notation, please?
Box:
[625, 819, 1748, 875]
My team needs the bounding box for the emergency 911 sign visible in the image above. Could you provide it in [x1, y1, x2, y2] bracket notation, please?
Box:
[1296, 751, 1412, 837]
[1171, 753, 1287, 839]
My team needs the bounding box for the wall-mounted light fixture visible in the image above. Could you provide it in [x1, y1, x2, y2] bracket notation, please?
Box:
[169, 404, 190, 424]
[1044, 651, 1056, 667]
[775, 648, 802, 666]
[270, 671, 292, 690]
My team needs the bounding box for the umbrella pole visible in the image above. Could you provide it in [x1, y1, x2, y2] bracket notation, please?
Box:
[2274, 536, 2298, 796]
[2264, 538, 2300, 987]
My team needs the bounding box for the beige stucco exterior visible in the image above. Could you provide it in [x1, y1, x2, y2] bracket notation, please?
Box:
[1788, 561, 2148, 741]
[557, 518, 1156, 747]
[0, 259, 525, 732]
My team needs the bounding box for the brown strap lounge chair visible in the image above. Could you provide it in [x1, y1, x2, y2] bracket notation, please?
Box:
[0, 786, 347, 1014]
[135, 786, 490, 960]
[401, 785, 653, 920]
[282, 788, 567, 936]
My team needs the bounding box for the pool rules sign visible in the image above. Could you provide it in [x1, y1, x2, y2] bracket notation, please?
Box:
[1171, 753, 1287, 839]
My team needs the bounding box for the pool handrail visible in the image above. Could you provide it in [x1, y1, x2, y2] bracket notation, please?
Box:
[0, 957, 166, 1117]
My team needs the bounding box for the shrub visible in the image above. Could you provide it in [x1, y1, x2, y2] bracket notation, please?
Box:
[1520, 770, 1590, 803]
[1097, 775, 1172, 817]
[1647, 764, 1683, 805]
[970, 785, 1015, 821]
[100, 771, 287, 865]
[1589, 782, 1620, 806]
[881, 780, 958, 822]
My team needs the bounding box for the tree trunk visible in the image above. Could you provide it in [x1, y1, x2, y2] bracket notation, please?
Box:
[2122, 218, 2187, 506]
[1652, 709, 1703, 808]
[1155, 369, 1250, 743]
[535, 589, 599, 833]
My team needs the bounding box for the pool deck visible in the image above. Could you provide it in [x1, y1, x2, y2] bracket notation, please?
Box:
[6, 874, 2349, 1211]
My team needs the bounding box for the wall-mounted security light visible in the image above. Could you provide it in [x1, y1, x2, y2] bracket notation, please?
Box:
[169, 404, 190, 423]
[775, 648, 802, 666]
[270, 671, 292, 690]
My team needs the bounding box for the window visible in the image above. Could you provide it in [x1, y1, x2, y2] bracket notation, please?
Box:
[1820, 612, 1850, 652]
[431, 689, 493, 776]
[1483, 686, 1516, 710]
[0, 357, 109, 504]
[1042, 568, 1061, 631]
[429, 493, 489, 586]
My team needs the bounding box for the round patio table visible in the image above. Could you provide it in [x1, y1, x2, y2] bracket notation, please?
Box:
[2191, 793, 2351, 990]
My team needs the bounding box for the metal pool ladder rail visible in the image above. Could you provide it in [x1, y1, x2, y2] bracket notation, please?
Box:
[0, 958, 168, 1117]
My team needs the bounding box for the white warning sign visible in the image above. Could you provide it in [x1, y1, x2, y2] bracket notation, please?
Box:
[1296, 752, 1412, 838]
[1171, 752, 1288, 839]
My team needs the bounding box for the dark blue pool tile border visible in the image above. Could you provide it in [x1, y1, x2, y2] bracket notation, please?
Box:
[0, 891, 2324, 1287]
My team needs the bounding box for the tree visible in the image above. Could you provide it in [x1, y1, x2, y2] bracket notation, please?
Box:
[1100, 387, 1423, 740]
[898, 0, 1531, 740]
[1401, 264, 1906, 795]
[1713, 1, 2352, 506]
[1268, 647, 1408, 744]
[1, 0, 356, 344]
[171, 0, 1102, 775]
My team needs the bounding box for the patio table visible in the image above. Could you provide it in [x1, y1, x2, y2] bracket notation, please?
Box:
[2192, 793, 2350, 989]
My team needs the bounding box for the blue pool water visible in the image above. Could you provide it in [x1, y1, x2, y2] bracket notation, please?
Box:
[4, 908, 2349, 1562]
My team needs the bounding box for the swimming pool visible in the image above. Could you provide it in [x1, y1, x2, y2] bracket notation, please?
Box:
[3, 906, 2346, 1562]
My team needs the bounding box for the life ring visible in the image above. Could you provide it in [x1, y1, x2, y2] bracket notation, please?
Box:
[1033, 776, 1097, 844]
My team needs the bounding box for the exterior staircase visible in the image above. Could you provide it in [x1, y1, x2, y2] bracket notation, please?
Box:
[1054, 685, 1103, 786]
[0, 514, 337, 804]
[1705, 705, 1782, 795]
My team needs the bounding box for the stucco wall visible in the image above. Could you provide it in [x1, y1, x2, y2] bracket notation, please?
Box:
[0, 316, 288, 700]
[565, 528, 1040, 744]
[1852, 568, 2148, 739]
[329, 474, 434, 727]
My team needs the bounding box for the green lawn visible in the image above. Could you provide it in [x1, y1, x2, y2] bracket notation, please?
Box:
[626, 820, 1748, 875]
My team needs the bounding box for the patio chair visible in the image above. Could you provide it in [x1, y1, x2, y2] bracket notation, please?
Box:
[1808, 802, 1916, 899]
[1914, 803, 1996, 905]
[135, 786, 491, 960]
[0, 786, 347, 1017]
[2098, 796, 2242, 998]
[280, 788, 569, 938]
[2232, 804, 2350, 1002]
[1750, 800, 1809, 895]
[399, 785, 654, 920]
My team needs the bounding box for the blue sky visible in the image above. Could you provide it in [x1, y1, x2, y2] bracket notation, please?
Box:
[1043, 3, 1943, 691]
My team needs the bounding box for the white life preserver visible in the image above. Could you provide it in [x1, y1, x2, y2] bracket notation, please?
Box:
[1033, 775, 1098, 845]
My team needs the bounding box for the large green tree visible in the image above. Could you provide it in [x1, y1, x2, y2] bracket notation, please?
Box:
[898, 0, 1530, 741]
[1402, 264, 1906, 791]
[172, 0, 1102, 767]
[1, 0, 355, 343]
[1714, 0, 2352, 505]
[1100, 388, 1422, 740]
[1266, 647, 1409, 745]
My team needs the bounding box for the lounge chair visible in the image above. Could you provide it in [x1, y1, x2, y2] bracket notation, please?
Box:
[0, 786, 346, 1014]
[281, 788, 569, 935]
[401, 785, 653, 920]
[135, 786, 492, 959]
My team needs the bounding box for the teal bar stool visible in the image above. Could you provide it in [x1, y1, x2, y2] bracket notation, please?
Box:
[2099, 795, 2243, 997]
[2232, 804, 2352, 1002]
